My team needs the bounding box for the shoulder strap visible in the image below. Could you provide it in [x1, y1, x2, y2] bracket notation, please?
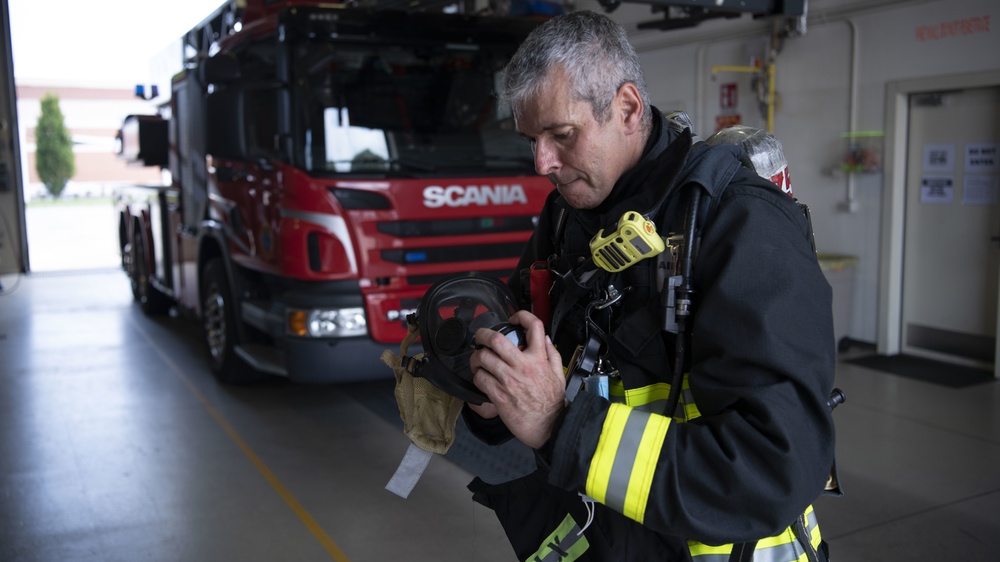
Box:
[657, 142, 751, 417]
[551, 206, 569, 254]
[650, 140, 747, 230]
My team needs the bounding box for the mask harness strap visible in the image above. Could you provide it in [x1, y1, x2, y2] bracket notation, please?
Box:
[384, 324, 433, 499]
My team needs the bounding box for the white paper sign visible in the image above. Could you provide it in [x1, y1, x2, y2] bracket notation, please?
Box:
[923, 144, 955, 172]
[966, 143, 1000, 173]
[921, 175, 954, 203]
[963, 175, 999, 206]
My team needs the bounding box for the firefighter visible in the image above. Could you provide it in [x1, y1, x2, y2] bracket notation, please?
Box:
[465, 10, 836, 561]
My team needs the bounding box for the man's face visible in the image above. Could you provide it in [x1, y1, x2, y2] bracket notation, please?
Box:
[515, 67, 636, 210]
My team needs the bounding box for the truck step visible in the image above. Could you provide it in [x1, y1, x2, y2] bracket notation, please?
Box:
[241, 299, 283, 336]
[235, 344, 287, 377]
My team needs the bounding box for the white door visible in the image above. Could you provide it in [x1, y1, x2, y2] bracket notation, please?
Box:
[901, 86, 1000, 375]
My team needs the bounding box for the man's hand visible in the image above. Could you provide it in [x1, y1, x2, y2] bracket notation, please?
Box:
[469, 310, 566, 449]
[467, 401, 499, 419]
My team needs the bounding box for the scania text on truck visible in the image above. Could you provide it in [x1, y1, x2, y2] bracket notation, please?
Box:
[115, 0, 551, 384]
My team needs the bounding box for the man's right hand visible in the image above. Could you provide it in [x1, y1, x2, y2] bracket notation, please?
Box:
[467, 401, 499, 419]
[469, 310, 566, 449]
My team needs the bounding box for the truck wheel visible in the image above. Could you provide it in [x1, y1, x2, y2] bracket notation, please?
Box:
[201, 258, 261, 384]
[128, 236, 171, 315]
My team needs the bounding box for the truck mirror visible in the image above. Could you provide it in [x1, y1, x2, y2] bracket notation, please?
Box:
[206, 89, 247, 161]
[119, 114, 169, 168]
[201, 53, 241, 84]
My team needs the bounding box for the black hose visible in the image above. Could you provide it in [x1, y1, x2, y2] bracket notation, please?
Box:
[663, 187, 701, 419]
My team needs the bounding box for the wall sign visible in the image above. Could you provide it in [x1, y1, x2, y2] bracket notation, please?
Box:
[963, 175, 999, 206]
[720, 83, 738, 110]
[921, 175, 954, 204]
[923, 143, 955, 172]
[916, 15, 991, 42]
[966, 143, 999, 173]
[715, 114, 741, 132]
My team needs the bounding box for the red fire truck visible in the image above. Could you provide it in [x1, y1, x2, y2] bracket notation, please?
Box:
[116, 0, 551, 383]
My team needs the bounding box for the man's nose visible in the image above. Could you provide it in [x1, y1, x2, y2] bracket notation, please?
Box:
[534, 139, 560, 176]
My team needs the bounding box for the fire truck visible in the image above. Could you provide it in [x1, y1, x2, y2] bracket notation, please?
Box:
[115, 0, 552, 384]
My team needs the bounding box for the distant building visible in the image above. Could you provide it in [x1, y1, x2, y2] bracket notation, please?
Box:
[16, 83, 164, 200]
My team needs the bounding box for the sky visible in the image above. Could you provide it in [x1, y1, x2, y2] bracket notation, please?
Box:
[9, 0, 223, 88]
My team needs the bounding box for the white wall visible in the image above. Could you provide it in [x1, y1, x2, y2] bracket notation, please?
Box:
[582, 0, 1000, 345]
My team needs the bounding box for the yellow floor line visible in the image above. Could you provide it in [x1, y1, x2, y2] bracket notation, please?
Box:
[136, 321, 352, 562]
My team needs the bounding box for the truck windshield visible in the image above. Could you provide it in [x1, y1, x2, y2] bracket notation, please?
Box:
[292, 40, 535, 176]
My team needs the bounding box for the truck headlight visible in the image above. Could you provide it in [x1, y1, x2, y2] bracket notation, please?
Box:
[287, 307, 367, 338]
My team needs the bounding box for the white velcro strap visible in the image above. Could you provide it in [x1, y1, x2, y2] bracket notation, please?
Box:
[385, 442, 434, 499]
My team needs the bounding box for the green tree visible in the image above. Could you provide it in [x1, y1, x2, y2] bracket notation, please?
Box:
[351, 148, 387, 172]
[35, 93, 75, 198]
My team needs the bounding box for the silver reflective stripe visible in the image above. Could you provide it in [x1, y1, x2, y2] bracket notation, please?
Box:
[690, 506, 821, 561]
[624, 379, 696, 419]
[682, 385, 696, 408]
[634, 399, 667, 414]
[631, 387, 690, 417]
[752, 541, 805, 562]
[604, 410, 652, 513]
[804, 507, 818, 531]
[689, 540, 803, 562]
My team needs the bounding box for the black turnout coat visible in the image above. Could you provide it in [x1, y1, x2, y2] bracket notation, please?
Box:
[466, 108, 836, 561]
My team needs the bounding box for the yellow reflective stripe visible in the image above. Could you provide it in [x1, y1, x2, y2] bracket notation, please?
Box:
[803, 504, 822, 551]
[619, 376, 702, 421]
[624, 382, 673, 417]
[755, 526, 797, 549]
[683, 400, 702, 420]
[679, 375, 702, 420]
[690, 534, 806, 562]
[687, 540, 731, 556]
[624, 382, 671, 407]
[525, 513, 590, 562]
[688, 506, 823, 562]
[609, 378, 626, 403]
[586, 403, 630, 504]
[585, 404, 670, 523]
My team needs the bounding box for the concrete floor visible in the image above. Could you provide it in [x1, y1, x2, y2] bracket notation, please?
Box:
[1, 268, 999, 561]
[22, 202, 121, 272]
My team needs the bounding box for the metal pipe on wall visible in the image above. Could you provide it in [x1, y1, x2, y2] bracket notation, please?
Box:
[841, 18, 860, 214]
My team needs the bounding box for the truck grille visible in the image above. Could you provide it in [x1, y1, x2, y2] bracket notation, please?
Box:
[378, 215, 536, 237]
[382, 242, 526, 265]
[407, 268, 513, 287]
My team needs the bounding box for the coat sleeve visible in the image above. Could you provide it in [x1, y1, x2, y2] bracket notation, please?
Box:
[544, 181, 837, 544]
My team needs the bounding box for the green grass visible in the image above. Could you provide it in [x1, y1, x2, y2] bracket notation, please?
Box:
[26, 196, 114, 207]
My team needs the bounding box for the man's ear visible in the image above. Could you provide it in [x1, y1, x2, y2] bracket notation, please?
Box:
[618, 82, 644, 134]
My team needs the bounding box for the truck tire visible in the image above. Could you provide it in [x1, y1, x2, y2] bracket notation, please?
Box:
[201, 258, 262, 384]
[128, 236, 171, 315]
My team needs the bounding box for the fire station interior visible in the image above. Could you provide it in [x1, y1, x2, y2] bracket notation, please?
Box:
[2, 0, 999, 561]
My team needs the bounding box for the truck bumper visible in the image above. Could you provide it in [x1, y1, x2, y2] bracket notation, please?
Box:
[284, 336, 397, 384]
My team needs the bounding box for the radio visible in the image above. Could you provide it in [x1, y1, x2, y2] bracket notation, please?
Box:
[589, 211, 665, 273]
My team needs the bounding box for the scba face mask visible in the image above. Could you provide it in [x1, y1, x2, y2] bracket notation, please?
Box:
[381, 272, 522, 498]
[412, 272, 522, 404]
